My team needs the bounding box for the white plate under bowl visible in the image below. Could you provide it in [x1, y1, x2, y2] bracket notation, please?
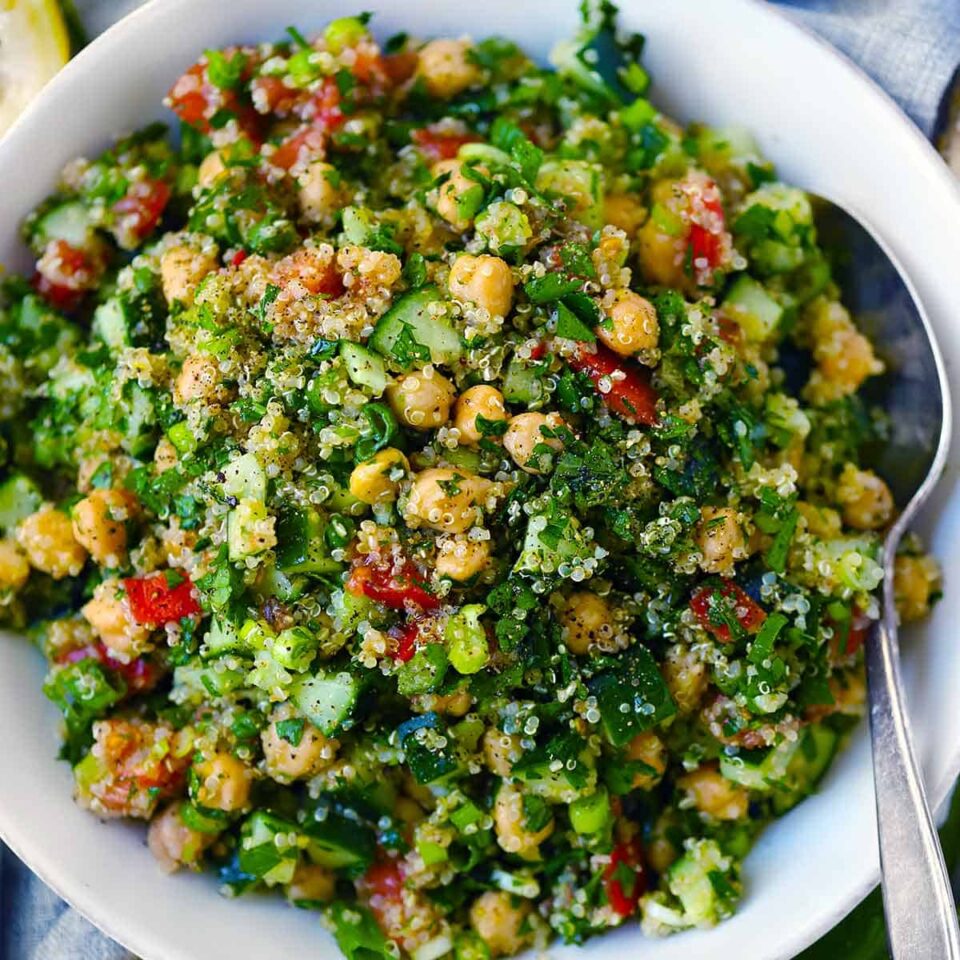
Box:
[1, 1, 959, 958]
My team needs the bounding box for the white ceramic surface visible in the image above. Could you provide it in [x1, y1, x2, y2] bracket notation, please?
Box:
[1, 2, 959, 958]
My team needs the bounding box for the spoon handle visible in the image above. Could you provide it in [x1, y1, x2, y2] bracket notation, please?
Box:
[866, 614, 960, 959]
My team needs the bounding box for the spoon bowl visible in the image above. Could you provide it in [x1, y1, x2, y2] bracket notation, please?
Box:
[810, 193, 957, 959]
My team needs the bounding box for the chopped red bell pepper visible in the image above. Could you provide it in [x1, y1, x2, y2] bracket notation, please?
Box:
[390, 622, 421, 664]
[690, 582, 766, 643]
[828, 604, 871, 659]
[231, 249, 249, 268]
[411, 127, 479, 162]
[112, 178, 171, 248]
[347, 557, 439, 613]
[604, 838, 647, 917]
[123, 572, 201, 625]
[347, 557, 438, 612]
[568, 343, 659, 426]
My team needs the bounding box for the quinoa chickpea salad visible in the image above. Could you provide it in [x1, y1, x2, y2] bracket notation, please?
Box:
[0, 4, 943, 958]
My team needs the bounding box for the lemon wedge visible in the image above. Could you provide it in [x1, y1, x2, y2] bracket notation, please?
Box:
[0, 0, 70, 136]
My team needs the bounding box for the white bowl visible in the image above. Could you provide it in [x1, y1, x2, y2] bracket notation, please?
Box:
[1, 1, 959, 958]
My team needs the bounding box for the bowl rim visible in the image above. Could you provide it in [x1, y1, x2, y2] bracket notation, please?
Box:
[1, 1, 959, 958]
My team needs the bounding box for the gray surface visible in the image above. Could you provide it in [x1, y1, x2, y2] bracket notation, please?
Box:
[1, 0, 958, 958]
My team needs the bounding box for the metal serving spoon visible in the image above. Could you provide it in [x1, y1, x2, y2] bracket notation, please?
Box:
[811, 195, 958, 959]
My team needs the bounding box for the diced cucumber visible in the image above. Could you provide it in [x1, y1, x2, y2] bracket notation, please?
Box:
[238, 811, 300, 886]
[304, 812, 376, 869]
[223, 452, 267, 501]
[397, 713, 462, 785]
[201, 618, 249, 658]
[34, 200, 92, 249]
[93, 298, 130, 352]
[119, 383, 157, 457]
[368, 287, 462, 367]
[535, 159, 603, 229]
[719, 736, 801, 792]
[502, 356, 545, 406]
[341, 341, 388, 396]
[0, 474, 42, 532]
[723, 275, 783, 342]
[227, 499, 272, 561]
[772, 724, 839, 814]
[293, 668, 361, 735]
[275, 505, 342, 576]
[667, 839, 739, 925]
[172, 658, 246, 702]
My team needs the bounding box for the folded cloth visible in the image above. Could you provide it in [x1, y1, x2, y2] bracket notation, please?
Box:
[1, 1, 957, 958]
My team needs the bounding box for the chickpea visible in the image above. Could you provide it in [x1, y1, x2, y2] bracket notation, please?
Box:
[16, 505, 87, 580]
[386, 368, 456, 431]
[174, 354, 224, 405]
[696, 506, 746, 574]
[637, 179, 688, 289]
[662, 644, 708, 714]
[503, 412, 565, 474]
[297, 161, 342, 223]
[646, 812, 680, 874]
[160, 242, 219, 306]
[603, 192, 646, 236]
[414, 687, 474, 717]
[559, 591, 614, 656]
[147, 803, 216, 873]
[598, 289, 659, 357]
[261, 708, 338, 783]
[836, 463, 894, 530]
[493, 783, 554, 859]
[436, 535, 491, 581]
[678, 763, 749, 821]
[349, 448, 409, 505]
[448, 254, 514, 318]
[287, 862, 335, 904]
[196, 150, 227, 190]
[894, 554, 939, 623]
[82, 578, 152, 662]
[71, 489, 137, 567]
[154, 436, 179, 474]
[625, 731, 667, 790]
[807, 298, 883, 402]
[453, 385, 507, 445]
[482, 727, 522, 777]
[405, 467, 491, 534]
[469, 890, 533, 957]
[430, 159, 484, 231]
[0, 538, 30, 592]
[797, 500, 842, 540]
[416, 39, 480, 99]
[194, 752, 253, 813]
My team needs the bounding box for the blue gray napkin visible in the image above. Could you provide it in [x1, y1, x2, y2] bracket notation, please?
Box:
[2, 1, 958, 957]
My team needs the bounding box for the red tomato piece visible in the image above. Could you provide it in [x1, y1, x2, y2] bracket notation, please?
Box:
[250, 75, 299, 116]
[411, 127, 478, 162]
[363, 859, 405, 901]
[686, 178, 727, 278]
[269, 124, 326, 171]
[381, 51, 419, 85]
[568, 343, 659, 426]
[690, 582, 766, 643]
[231, 249, 249, 267]
[527, 339, 548, 361]
[123, 573, 201, 625]
[346, 557, 439, 613]
[32, 239, 100, 312]
[166, 58, 260, 140]
[112, 178, 171, 248]
[604, 839, 647, 917]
